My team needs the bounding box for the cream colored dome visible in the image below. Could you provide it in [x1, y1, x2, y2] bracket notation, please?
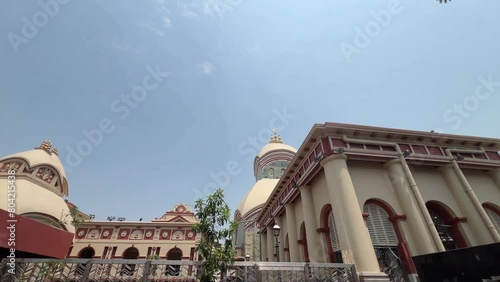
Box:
[0, 140, 68, 196]
[257, 143, 297, 158]
[237, 178, 279, 218]
[0, 179, 75, 234]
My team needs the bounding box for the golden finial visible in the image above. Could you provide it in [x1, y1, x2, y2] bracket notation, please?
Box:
[51, 147, 59, 155]
[269, 129, 283, 144]
[36, 140, 53, 153]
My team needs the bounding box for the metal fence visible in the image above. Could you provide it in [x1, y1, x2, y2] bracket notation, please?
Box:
[0, 259, 358, 282]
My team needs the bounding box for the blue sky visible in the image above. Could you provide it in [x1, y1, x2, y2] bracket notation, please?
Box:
[1, 0, 499, 221]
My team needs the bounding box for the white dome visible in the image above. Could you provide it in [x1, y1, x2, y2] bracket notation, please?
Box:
[257, 143, 297, 158]
[237, 178, 279, 218]
[0, 143, 68, 196]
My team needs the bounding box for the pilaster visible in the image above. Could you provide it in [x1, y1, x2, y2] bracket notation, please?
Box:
[320, 154, 382, 274]
[285, 204, 300, 262]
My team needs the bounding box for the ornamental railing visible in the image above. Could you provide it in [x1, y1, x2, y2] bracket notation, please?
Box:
[0, 258, 358, 282]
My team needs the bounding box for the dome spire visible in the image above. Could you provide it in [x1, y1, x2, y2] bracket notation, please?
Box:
[35, 140, 59, 155]
[269, 129, 283, 144]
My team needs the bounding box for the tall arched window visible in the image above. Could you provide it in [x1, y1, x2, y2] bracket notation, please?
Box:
[321, 205, 342, 263]
[426, 201, 468, 250]
[299, 222, 309, 262]
[364, 202, 409, 282]
[482, 203, 500, 233]
[284, 233, 290, 262]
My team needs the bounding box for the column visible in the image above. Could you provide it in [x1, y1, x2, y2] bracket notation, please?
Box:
[385, 160, 440, 255]
[299, 185, 321, 262]
[285, 204, 300, 262]
[489, 169, 500, 191]
[441, 164, 500, 243]
[260, 232, 267, 261]
[266, 226, 274, 262]
[320, 155, 380, 273]
[275, 216, 285, 262]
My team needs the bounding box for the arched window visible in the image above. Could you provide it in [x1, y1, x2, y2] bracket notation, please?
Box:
[426, 201, 468, 250]
[364, 201, 410, 282]
[321, 205, 342, 263]
[298, 222, 309, 262]
[483, 203, 500, 233]
[284, 233, 290, 262]
[121, 247, 139, 276]
[166, 247, 183, 276]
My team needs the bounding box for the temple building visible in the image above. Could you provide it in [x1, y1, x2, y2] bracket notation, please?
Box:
[234, 130, 296, 260]
[0, 141, 200, 262]
[253, 123, 500, 282]
[0, 140, 75, 258]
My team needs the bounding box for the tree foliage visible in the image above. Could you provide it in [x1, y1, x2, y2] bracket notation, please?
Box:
[193, 188, 238, 282]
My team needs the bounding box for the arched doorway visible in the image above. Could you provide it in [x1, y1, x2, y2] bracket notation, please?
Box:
[76, 247, 95, 275]
[165, 247, 183, 276]
[426, 201, 468, 250]
[120, 247, 139, 276]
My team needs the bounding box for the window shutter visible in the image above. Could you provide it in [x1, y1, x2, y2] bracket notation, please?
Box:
[485, 208, 500, 233]
[328, 210, 341, 252]
[364, 204, 398, 247]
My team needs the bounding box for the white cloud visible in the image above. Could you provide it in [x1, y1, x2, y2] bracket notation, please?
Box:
[178, 1, 198, 18]
[198, 62, 215, 74]
[163, 17, 172, 27]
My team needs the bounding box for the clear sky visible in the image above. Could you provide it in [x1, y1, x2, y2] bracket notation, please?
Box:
[1, 0, 499, 221]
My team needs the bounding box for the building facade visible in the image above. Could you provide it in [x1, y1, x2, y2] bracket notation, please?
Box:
[69, 204, 200, 262]
[0, 141, 200, 262]
[255, 123, 500, 282]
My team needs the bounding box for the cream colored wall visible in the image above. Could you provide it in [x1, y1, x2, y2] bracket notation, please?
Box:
[0, 177, 75, 234]
[292, 197, 304, 235]
[411, 166, 477, 245]
[310, 173, 329, 227]
[348, 162, 421, 255]
[309, 174, 332, 262]
[463, 169, 500, 207]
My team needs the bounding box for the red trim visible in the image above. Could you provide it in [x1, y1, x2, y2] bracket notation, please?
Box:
[389, 214, 407, 222]
[0, 209, 73, 258]
[316, 227, 328, 233]
[426, 201, 469, 249]
[362, 213, 369, 219]
[364, 199, 416, 274]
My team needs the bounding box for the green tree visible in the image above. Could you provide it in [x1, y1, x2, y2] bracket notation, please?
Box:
[193, 188, 238, 282]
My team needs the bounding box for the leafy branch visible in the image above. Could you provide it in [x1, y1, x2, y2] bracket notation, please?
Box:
[193, 188, 238, 282]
